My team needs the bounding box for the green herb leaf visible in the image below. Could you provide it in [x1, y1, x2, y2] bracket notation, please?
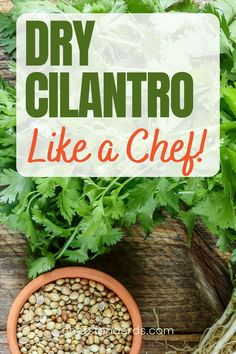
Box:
[27, 253, 56, 279]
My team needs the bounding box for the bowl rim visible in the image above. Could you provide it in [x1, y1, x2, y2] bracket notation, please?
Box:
[7, 266, 143, 354]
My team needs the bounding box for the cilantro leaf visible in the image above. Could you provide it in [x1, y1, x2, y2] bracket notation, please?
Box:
[63, 247, 89, 264]
[1, 0, 236, 278]
[32, 207, 71, 237]
[27, 253, 56, 279]
[0, 169, 32, 203]
[193, 191, 236, 230]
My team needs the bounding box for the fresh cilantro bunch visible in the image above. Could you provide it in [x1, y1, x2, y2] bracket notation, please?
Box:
[0, 0, 236, 279]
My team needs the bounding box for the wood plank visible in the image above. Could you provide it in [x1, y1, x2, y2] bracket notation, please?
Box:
[0, 219, 232, 354]
[0, 1, 232, 353]
[144, 334, 202, 342]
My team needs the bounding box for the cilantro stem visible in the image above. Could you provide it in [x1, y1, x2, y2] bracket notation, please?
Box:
[117, 177, 134, 195]
[27, 192, 41, 212]
[86, 178, 106, 190]
[95, 177, 120, 201]
[26, 191, 39, 198]
[55, 226, 80, 261]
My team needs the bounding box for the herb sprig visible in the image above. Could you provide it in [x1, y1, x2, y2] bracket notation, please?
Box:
[0, 0, 236, 278]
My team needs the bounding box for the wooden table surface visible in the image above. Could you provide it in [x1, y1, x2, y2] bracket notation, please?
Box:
[0, 218, 232, 354]
[0, 0, 233, 353]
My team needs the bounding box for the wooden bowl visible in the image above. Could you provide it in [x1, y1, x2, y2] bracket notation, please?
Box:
[7, 267, 143, 354]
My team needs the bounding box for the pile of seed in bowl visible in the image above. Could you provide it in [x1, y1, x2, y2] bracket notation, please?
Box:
[17, 278, 133, 354]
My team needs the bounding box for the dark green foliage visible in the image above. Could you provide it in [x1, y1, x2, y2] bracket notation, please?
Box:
[1, 0, 236, 278]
